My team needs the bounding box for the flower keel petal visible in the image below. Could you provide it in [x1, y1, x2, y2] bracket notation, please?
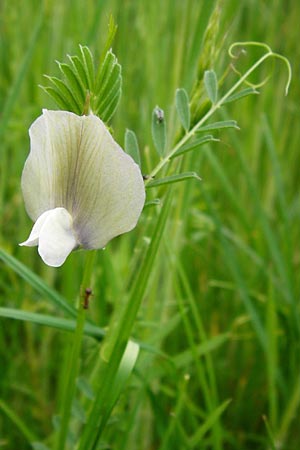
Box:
[38, 208, 78, 267]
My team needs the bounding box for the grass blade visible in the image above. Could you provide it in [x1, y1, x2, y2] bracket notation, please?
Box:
[78, 190, 173, 450]
[0, 9, 43, 145]
[0, 248, 76, 317]
[189, 399, 231, 446]
[0, 307, 105, 339]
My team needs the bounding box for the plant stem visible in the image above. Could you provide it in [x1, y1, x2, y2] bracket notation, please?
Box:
[56, 250, 97, 450]
[145, 48, 275, 183]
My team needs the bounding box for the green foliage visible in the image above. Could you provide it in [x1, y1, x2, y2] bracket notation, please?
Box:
[124, 129, 141, 166]
[197, 120, 240, 132]
[175, 88, 190, 131]
[204, 69, 218, 104]
[41, 45, 122, 122]
[146, 172, 201, 189]
[151, 106, 167, 156]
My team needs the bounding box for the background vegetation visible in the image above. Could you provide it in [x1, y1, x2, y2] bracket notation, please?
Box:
[1, 0, 299, 449]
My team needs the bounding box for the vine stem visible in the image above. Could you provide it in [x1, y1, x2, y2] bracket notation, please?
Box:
[145, 45, 290, 184]
[55, 250, 97, 450]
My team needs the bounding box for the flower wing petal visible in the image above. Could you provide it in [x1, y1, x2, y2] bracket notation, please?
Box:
[20, 210, 53, 247]
[38, 208, 78, 267]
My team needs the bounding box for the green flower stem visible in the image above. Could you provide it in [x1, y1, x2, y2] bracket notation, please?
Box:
[56, 250, 97, 450]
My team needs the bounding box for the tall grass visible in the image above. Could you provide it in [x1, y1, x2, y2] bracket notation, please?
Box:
[1, 0, 300, 449]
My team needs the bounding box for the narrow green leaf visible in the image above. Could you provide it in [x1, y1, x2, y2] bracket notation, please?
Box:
[197, 120, 239, 133]
[125, 129, 141, 166]
[146, 172, 201, 188]
[98, 341, 139, 431]
[72, 399, 86, 423]
[98, 15, 118, 64]
[31, 443, 50, 450]
[79, 45, 95, 91]
[171, 135, 219, 159]
[68, 55, 89, 89]
[189, 399, 231, 446]
[39, 86, 70, 111]
[0, 399, 38, 443]
[175, 88, 190, 131]
[96, 50, 117, 95]
[101, 86, 122, 123]
[262, 416, 277, 450]
[56, 61, 86, 105]
[173, 333, 229, 369]
[0, 9, 43, 144]
[97, 63, 121, 107]
[96, 76, 121, 120]
[77, 377, 95, 400]
[43, 75, 81, 114]
[0, 249, 76, 317]
[223, 87, 259, 104]
[152, 106, 167, 156]
[144, 199, 161, 208]
[0, 307, 105, 339]
[204, 69, 218, 104]
[95, 50, 122, 121]
[78, 191, 173, 450]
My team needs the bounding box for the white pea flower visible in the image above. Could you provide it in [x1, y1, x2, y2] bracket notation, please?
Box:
[20, 110, 145, 267]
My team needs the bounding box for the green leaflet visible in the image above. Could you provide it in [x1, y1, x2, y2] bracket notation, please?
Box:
[176, 88, 190, 131]
[204, 69, 218, 104]
[146, 172, 201, 188]
[43, 75, 81, 114]
[222, 87, 259, 104]
[79, 45, 95, 91]
[171, 135, 219, 159]
[41, 44, 122, 122]
[57, 61, 86, 105]
[197, 120, 239, 133]
[95, 50, 122, 121]
[125, 129, 141, 166]
[152, 106, 167, 156]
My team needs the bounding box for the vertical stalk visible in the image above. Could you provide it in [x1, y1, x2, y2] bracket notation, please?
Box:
[55, 250, 97, 450]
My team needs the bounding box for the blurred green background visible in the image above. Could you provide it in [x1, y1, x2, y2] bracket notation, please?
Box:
[1, 0, 300, 449]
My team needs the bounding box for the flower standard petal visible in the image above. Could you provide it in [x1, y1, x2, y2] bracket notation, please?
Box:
[69, 114, 145, 249]
[37, 208, 78, 267]
[21, 109, 83, 221]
